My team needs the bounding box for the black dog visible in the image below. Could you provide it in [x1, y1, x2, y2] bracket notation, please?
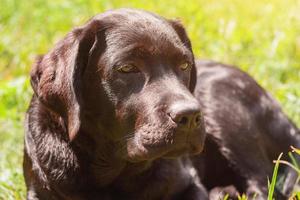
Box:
[24, 9, 208, 199]
[192, 60, 300, 199]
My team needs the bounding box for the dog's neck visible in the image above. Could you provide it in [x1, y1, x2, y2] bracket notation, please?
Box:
[73, 125, 155, 188]
[75, 131, 188, 198]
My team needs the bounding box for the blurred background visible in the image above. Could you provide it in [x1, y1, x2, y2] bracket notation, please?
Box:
[0, 0, 299, 199]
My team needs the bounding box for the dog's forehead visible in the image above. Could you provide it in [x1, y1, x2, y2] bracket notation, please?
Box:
[96, 8, 173, 30]
[96, 9, 184, 53]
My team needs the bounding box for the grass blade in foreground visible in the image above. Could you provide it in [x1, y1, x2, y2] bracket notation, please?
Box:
[268, 153, 283, 200]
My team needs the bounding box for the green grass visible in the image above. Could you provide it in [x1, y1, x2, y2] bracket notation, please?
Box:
[0, 0, 299, 199]
[268, 153, 283, 200]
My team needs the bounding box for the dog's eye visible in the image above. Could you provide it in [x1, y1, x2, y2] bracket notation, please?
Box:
[179, 62, 191, 71]
[117, 64, 140, 73]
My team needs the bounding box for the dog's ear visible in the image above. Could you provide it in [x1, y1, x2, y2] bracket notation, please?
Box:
[169, 19, 196, 92]
[30, 19, 104, 141]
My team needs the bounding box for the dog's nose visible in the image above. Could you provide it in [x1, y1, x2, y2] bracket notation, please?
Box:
[168, 102, 202, 130]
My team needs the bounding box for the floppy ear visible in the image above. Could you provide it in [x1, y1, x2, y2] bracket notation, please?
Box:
[30, 20, 103, 141]
[169, 19, 197, 92]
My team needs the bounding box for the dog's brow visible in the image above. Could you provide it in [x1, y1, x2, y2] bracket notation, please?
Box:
[125, 44, 156, 56]
[111, 44, 157, 63]
[118, 42, 190, 60]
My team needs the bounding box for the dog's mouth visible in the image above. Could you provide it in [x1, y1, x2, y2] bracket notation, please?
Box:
[124, 126, 205, 162]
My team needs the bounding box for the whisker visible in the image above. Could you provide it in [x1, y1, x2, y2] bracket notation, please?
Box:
[123, 132, 135, 141]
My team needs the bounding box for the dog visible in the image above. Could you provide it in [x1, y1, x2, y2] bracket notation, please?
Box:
[23, 8, 208, 200]
[192, 60, 300, 199]
[24, 8, 299, 200]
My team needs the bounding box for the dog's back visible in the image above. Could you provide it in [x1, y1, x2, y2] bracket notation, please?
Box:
[193, 59, 300, 199]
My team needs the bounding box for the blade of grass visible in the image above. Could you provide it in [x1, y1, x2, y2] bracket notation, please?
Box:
[291, 146, 300, 155]
[288, 152, 299, 169]
[273, 160, 300, 175]
[252, 192, 257, 200]
[296, 192, 300, 199]
[237, 193, 248, 200]
[268, 152, 283, 200]
[223, 194, 229, 200]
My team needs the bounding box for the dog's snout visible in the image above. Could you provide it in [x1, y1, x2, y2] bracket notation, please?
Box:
[168, 102, 202, 130]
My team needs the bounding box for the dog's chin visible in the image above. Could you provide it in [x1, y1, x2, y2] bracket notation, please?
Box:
[163, 141, 205, 159]
[124, 132, 205, 162]
[125, 139, 167, 162]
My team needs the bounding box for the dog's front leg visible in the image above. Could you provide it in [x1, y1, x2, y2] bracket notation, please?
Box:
[177, 183, 208, 200]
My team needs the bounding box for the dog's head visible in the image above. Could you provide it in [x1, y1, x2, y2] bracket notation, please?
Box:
[31, 9, 206, 162]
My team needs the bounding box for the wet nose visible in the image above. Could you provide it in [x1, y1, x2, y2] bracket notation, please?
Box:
[168, 101, 202, 130]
